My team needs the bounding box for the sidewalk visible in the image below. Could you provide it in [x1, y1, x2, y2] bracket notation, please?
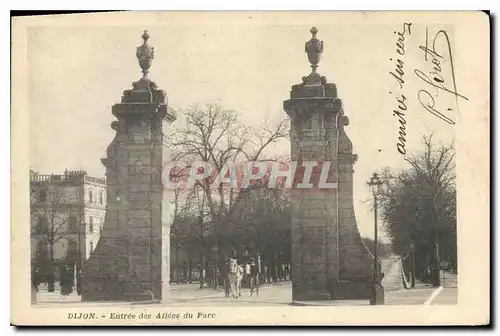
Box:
[430, 287, 457, 305]
[168, 281, 292, 299]
[35, 291, 82, 304]
[440, 271, 458, 288]
[35, 281, 293, 304]
[34, 278, 452, 307]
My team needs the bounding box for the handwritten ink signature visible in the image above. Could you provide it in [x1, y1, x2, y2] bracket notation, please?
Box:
[390, 23, 413, 89]
[414, 28, 469, 125]
[389, 23, 412, 155]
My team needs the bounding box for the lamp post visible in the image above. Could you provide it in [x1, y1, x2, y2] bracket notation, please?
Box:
[367, 172, 383, 305]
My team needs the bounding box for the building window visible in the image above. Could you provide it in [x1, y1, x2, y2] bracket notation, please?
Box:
[99, 191, 103, 205]
[68, 215, 78, 232]
[38, 189, 47, 202]
[68, 239, 77, 251]
[90, 241, 94, 253]
[89, 190, 93, 203]
[134, 159, 142, 173]
[67, 240, 78, 262]
[36, 216, 48, 234]
[89, 217, 94, 233]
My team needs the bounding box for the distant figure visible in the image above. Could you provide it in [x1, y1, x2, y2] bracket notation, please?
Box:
[284, 264, 290, 281]
[247, 256, 260, 296]
[60, 265, 73, 296]
[229, 249, 238, 260]
[220, 261, 230, 297]
[47, 268, 55, 292]
[32, 266, 40, 292]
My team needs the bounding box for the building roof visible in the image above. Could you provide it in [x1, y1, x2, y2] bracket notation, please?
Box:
[30, 169, 106, 186]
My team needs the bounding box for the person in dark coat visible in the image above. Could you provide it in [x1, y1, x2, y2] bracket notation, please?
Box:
[32, 266, 40, 292]
[60, 265, 73, 296]
[47, 267, 56, 292]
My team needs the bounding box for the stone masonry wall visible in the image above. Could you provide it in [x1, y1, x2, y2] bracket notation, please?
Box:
[81, 79, 173, 302]
[288, 102, 337, 301]
[285, 82, 374, 301]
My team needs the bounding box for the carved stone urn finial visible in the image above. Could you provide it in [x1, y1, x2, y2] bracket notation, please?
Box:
[305, 26, 324, 73]
[136, 30, 155, 79]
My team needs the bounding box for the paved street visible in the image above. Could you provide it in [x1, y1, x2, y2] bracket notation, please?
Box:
[165, 283, 456, 306]
[430, 288, 458, 305]
[34, 278, 456, 307]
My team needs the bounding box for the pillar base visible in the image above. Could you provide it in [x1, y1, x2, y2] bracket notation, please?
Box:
[369, 283, 385, 305]
[82, 278, 164, 302]
[293, 291, 331, 302]
[330, 279, 373, 300]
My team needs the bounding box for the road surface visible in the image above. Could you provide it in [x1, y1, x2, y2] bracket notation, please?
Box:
[34, 280, 456, 307]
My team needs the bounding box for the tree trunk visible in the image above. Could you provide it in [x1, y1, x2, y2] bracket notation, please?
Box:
[199, 215, 205, 289]
[217, 240, 227, 289]
[213, 251, 219, 290]
[200, 235, 205, 288]
[47, 243, 55, 292]
[175, 245, 180, 284]
[199, 249, 205, 289]
[431, 243, 441, 286]
[271, 251, 277, 283]
[205, 259, 211, 286]
[411, 250, 416, 288]
[187, 251, 192, 284]
[213, 263, 218, 289]
[261, 255, 267, 283]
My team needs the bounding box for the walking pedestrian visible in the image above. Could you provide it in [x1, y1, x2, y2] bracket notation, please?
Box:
[32, 266, 40, 292]
[60, 265, 73, 296]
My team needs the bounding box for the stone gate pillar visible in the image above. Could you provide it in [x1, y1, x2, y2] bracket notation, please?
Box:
[284, 27, 374, 302]
[81, 31, 176, 302]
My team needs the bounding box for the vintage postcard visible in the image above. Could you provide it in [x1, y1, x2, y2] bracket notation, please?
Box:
[11, 11, 490, 326]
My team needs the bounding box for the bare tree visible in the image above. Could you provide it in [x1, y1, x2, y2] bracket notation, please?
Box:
[377, 134, 456, 286]
[31, 183, 79, 292]
[165, 103, 289, 262]
[228, 177, 291, 282]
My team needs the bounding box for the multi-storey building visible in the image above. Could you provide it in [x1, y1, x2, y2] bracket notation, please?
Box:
[30, 169, 106, 277]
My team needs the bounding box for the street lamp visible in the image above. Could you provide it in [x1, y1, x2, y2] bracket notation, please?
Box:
[367, 172, 383, 305]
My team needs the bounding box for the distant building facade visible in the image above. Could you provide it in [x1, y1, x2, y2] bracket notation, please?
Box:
[30, 169, 106, 277]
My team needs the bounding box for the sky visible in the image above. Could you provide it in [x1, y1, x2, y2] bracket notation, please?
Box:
[28, 14, 457, 239]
